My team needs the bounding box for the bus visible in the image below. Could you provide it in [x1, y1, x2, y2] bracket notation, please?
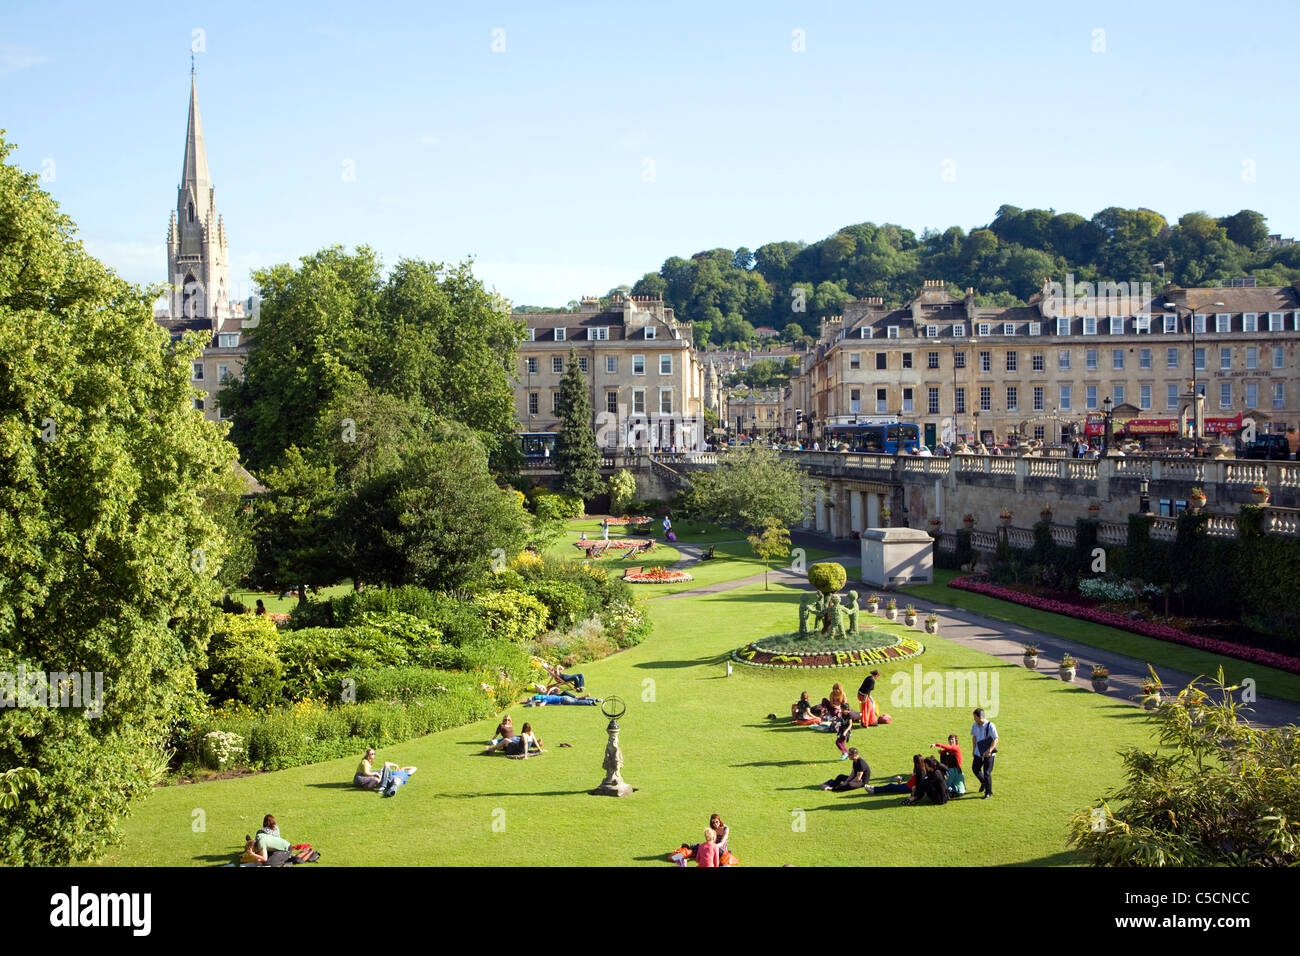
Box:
[823, 420, 921, 454]
[518, 432, 558, 459]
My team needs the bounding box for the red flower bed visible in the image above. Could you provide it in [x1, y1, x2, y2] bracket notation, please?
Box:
[572, 538, 651, 551]
[623, 565, 692, 583]
[949, 576, 1300, 675]
[605, 516, 650, 525]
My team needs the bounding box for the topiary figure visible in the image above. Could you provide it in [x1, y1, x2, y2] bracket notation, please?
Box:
[807, 562, 847, 595]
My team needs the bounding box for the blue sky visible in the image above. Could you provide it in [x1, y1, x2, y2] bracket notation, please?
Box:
[3, 0, 1298, 306]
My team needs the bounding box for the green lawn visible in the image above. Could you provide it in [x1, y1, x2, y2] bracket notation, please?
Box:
[903, 570, 1300, 704]
[231, 582, 355, 614]
[97, 575, 1158, 867]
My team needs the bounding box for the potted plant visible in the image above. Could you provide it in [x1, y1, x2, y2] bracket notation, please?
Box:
[924, 613, 939, 634]
[999, 509, 1013, 528]
[962, 513, 975, 529]
[1250, 484, 1270, 505]
[1188, 487, 1206, 513]
[926, 516, 942, 537]
[1139, 679, 1162, 711]
[884, 598, 898, 621]
[1086, 502, 1101, 516]
[865, 593, 880, 614]
[1058, 653, 1077, 682]
[880, 507, 892, 525]
[1022, 643, 1039, 669]
[903, 604, 918, 627]
[1090, 664, 1110, 693]
[1039, 506, 1053, 522]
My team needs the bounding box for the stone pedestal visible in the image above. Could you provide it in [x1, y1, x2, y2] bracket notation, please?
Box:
[860, 527, 934, 588]
[592, 719, 633, 797]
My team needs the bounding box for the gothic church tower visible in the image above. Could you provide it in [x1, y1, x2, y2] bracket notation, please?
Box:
[165, 69, 229, 326]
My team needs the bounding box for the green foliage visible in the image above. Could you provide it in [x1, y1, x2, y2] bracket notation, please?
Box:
[747, 521, 792, 590]
[684, 444, 810, 531]
[0, 133, 236, 864]
[533, 492, 583, 521]
[608, 469, 637, 516]
[807, 562, 847, 595]
[553, 349, 603, 501]
[473, 589, 549, 644]
[519, 580, 588, 630]
[1070, 669, 1300, 866]
[199, 614, 285, 708]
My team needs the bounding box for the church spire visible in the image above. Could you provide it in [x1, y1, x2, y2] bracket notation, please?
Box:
[180, 69, 211, 207]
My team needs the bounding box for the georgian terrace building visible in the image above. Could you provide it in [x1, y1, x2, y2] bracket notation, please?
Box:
[513, 294, 708, 451]
[801, 278, 1300, 449]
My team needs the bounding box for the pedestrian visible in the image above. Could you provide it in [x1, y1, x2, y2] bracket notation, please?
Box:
[831, 702, 854, 758]
[970, 708, 999, 799]
[601, 518, 610, 541]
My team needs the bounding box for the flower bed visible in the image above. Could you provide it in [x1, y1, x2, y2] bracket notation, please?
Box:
[623, 565, 693, 584]
[572, 538, 652, 551]
[732, 631, 926, 669]
[605, 516, 650, 526]
[949, 576, 1300, 675]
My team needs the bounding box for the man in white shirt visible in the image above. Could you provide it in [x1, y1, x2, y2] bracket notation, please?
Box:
[970, 708, 999, 799]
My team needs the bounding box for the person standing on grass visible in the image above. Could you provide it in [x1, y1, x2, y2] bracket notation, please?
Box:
[970, 709, 999, 799]
[831, 703, 855, 759]
[601, 518, 610, 540]
[857, 669, 881, 727]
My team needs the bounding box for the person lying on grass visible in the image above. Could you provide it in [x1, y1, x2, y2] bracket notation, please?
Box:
[486, 723, 544, 757]
[526, 692, 602, 706]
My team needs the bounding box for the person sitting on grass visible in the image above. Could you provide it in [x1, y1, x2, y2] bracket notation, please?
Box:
[904, 757, 951, 806]
[815, 682, 848, 717]
[791, 691, 822, 725]
[503, 723, 543, 759]
[672, 814, 732, 867]
[354, 748, 381, 790]
[872, 754, 924, 795]
[695, 827, 720, 867]
[821, 747, 874, 792]
[487, 715, 514, 750]
[933, 734, 963, 770]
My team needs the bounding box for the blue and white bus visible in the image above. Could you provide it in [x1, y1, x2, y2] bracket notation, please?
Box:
[518, 432, 558, 459]
[823, 420, 921, 454]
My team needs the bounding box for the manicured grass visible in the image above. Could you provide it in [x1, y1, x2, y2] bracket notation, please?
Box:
[903, 570, 1300, 704]
[230, 582, 355, 614]
[97, 575, 1157, 867]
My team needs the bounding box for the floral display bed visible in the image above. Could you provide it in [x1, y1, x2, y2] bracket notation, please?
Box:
[572, 538, 652, 551]
[949, 576, 1300, 675]
[623, 565, 693, 584]
[732, 629, 926, 669]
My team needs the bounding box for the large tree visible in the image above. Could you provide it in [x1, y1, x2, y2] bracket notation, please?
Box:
[553, 348, 602, 502]
[684, 445, 810, 532]
[0, 134, 239, 863]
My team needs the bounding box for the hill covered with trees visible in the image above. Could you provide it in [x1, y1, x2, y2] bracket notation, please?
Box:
[625, 206, 1300, 348]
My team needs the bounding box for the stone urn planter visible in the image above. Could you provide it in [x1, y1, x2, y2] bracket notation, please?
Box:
[1091, 677, 1110, 692]
[1058, 658, 1077, 682]
[1188, 494, 1206, 513]
[904, 610, 918, 628]
[1087, 504, 1101, 519]
[1250, 488, 1271, 506]
[926, 519, 942, 538]
[999, 514, 1013, 528]
[865, 595, 880, 615]
[884, 602, 898, 622]
[1141, 689, 1161, 711]
[1039, 509, 1053, 524]
[924, 616, 939, 635]
[962, 516, 975, 530]
[1023, 653, 1038, 669]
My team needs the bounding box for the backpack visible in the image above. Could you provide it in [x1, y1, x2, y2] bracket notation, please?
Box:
[876, 713, 892, 725]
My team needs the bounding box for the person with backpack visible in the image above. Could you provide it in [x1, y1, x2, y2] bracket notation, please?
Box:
[971, 708, 999, 799]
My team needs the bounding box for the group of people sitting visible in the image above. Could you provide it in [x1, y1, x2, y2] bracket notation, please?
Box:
[789, 672, 889, 758]
[670, 813, 737, 867]
[819, 735, 967, 805]
[239, 814, 320, 866]
[484, 714, 544, 757]
[353, 748, 418, 796]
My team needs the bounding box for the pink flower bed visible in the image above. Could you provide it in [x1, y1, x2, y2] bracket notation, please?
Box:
[606, 516, 650, 525]
[949, 576, 1300, 675]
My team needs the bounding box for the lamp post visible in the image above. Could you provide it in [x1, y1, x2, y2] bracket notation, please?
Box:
[1164, 299, 1224, 456]
[1102, 396, 1114, 456]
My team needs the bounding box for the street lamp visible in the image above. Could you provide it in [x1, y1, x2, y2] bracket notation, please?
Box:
[1164, 298, 1224, 456]
[1102, 396, 1114, 456]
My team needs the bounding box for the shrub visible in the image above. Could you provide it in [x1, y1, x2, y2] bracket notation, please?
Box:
[533, 492, 584, 522]
[808, 562, 847, 594]
[333, 587, 487, 646]
[278, 625, 413, 700]
[200, 731, 245, 771]
[473, 589, 549, 643]
[286, 597, 334, 629]
[199, 614, 285, 708]
[520, 580, 587, 630]
[1078, 579, 1136, 603]
[608, 469, 637, 515]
